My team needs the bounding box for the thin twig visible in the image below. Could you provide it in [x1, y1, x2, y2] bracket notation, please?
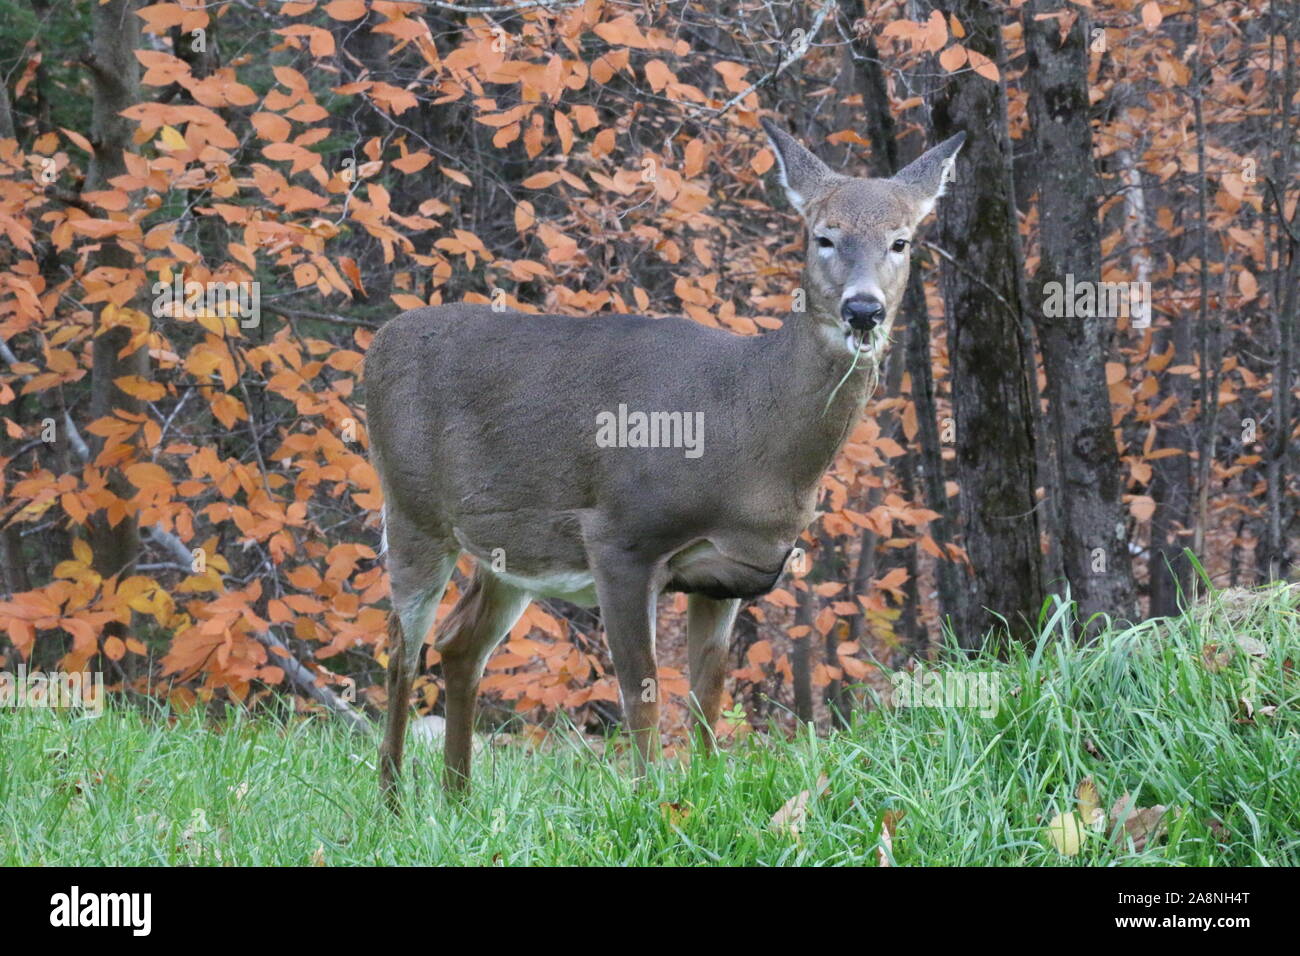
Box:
[406, 0, 579, 13]
[918, 239, 1018, 316]
[262, 305, 380, 329]
[708, 0, 837, 117]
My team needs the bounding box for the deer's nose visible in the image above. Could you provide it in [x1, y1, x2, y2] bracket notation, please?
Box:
[841, 295, 885, 332]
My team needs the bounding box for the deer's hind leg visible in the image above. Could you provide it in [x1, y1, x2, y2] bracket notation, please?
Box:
[380, 525, 457, 813]
[434, 567, 530, 793]
[686, 594, 741, 754]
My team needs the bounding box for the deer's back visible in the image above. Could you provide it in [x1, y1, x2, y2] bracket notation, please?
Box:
[365, 305, 755, 531]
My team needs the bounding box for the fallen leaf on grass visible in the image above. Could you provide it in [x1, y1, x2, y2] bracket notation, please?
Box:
[1046, 811, 1087, 856]
[1045, 778, 1109, 855]
[1234, 634, 1267, 657]
[878, 808, 905, 867]
[769, 774, 829, 841]
[659, 802, 691, 827]
[1077, 777, 1103, 825]
[1110, 793, 1179, 851]
[1202, 643, 1233, 672]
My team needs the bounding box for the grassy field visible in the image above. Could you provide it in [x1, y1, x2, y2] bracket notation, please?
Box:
[1, 584, 1296, 866]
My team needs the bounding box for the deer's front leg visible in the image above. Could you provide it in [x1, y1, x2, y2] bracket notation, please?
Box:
[686, 594, 740, 754]
[591, 554, 660, 776]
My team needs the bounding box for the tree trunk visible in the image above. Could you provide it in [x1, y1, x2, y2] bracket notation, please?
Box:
[1023, 0, 1137, 631]
[929, 0, 1046, 648]
[844, 16, 960, 640]
[84, 0, 148, 580]
[1189, 0, 1223, 567]
[903, 267, 963, 630]
[1262, 4, 1296, 581]
[0, 78, 15, 141]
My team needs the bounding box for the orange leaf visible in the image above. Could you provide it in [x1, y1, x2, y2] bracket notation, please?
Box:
[125, 462, 170, 491]
[554, 111, 574, 155]
[922, 10, 948, 52]
[324, 0, 367, 20]
[392, 151, 433, 174]
[522, 171, 561, 189]
[1129, 495, 1156, 522]
[440, 166, 471, 186]
[114, 376, 166, 401]
[766, 588, 798, 609]
[939, 44, 968, 72]
[966, 48, 999, 82]
[251, 112, 291, 143]
[136, 2, 189, 33]
[1238, 270, 1258, 301]
[644, 59, 675, 93]
[876, 567, 910, 593]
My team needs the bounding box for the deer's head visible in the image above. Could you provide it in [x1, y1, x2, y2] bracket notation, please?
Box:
[761, 119, 964, 360]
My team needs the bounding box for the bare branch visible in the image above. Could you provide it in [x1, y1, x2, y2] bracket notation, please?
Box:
[0, 339, 91, 460]
[145, 526, 369, 731]
[263, 305, 380, 329]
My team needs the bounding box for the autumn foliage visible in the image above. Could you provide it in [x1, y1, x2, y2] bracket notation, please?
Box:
[0, 0, 1294, 735]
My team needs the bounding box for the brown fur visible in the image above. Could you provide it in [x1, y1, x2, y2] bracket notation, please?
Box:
[369, 124, 964, 801]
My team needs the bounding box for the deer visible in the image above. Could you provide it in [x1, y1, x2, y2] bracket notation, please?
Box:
[366, 118, 964, 805]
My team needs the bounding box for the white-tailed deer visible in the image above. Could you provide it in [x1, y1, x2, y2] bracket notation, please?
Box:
[367, 119, 963, 803]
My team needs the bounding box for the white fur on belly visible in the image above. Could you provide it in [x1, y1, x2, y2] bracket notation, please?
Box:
[496, 568, 596, 604]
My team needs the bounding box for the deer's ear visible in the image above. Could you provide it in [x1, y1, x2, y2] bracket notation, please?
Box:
[760, 118, 834, 215]
[893, 131, 966, 224]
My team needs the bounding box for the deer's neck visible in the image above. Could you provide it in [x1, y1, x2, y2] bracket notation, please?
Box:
[741, 313, 877, 493]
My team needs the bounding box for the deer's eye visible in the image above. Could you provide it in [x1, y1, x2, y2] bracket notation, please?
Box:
[816, 236, 835, 250]
[891, 238, 909, 254]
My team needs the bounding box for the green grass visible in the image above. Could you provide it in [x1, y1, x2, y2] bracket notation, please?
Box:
[1, 583, 1296, 865]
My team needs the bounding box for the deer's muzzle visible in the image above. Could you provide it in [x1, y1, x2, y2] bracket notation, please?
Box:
[841, 295, 885, 332]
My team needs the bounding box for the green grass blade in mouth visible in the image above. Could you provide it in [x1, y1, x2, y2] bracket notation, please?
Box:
[824, 330, 864, 414]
